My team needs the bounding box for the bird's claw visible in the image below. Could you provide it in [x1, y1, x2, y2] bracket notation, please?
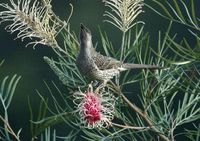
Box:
[94, 80, 107, 93]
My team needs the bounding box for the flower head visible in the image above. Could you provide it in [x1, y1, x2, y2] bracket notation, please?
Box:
[73, 85, 115, 128]
[103, 0, 144, 32]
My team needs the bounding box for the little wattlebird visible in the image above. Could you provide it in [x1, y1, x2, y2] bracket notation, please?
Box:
[76, 24, 164, 86]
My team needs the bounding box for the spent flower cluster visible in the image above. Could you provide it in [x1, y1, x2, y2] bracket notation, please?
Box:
[0, 0, 60, 48]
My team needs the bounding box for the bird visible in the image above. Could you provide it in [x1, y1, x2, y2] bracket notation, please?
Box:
[76, 24, 164, 85]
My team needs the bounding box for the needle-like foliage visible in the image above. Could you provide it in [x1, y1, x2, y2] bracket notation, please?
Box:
[0, 73, 21, 141]
[0, 0, 199, 141]
[146, 0, 200, 62]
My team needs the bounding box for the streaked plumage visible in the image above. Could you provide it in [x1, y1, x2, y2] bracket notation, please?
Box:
[76, 24, 163, 83]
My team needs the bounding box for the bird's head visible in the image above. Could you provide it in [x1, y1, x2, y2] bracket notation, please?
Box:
[80, 23, 92, 46]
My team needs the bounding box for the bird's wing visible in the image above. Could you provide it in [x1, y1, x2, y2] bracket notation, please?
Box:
[83, 57, 119, 81]
[90, 69, 120, 81]
[92, 52, 122, 70]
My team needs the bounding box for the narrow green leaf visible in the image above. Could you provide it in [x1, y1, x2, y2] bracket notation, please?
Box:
[190, 0, 198, 27]
[28, 97, 34, 136]
[0, 76, 9, 98]
[5, 75, 21, 108]
[0, 60, 4, 67]
[151, 0, 173, 19]
[172, 0, 186, 22]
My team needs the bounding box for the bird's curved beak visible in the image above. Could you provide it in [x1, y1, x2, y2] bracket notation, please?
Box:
[80, 23, 84, 29]
[80, 23, 91, 34]
[80, 23, 86, 31]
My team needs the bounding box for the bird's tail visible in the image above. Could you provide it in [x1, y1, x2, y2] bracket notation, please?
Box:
[121, 63, 165, 70]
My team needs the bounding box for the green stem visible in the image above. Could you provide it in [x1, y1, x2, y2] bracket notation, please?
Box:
[0, 95, 10, 140]
[112, 122, 150, 130]
[116, 31, 126, 87]
[120, 31, 126, 62]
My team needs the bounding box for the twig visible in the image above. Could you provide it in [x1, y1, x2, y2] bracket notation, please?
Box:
[0, 116, 20, 141]
[112, 122, 150, 130]
[109, 81, 170, 141]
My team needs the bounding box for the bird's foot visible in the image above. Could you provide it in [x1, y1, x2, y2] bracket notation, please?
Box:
[91, 81, 99, 87]
[95, 84, 104, 93]
[94, 81, 107, 93]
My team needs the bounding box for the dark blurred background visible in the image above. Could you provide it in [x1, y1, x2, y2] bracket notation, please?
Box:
[0, 0, 197, 140]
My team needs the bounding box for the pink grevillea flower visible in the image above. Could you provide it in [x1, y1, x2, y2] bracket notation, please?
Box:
[73, 85, 115, 128]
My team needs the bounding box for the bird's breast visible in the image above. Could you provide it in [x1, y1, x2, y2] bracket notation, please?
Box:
[76, 53, 95, 77]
